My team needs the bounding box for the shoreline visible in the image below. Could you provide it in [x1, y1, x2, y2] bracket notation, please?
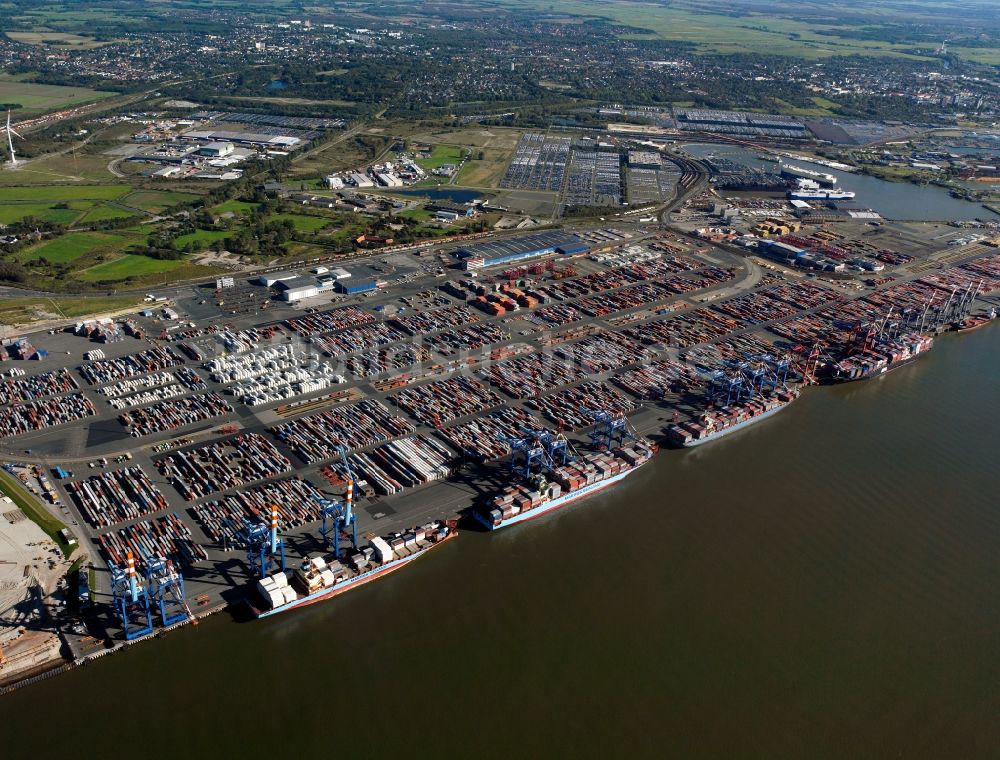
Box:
[4, 320, 997, 694]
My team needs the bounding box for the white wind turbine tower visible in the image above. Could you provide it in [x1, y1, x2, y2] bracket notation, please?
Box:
[2, 111, 23, 167]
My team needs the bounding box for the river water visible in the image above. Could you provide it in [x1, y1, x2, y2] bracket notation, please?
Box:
[682, 142, 1000, 222]
[4, 321, 1000, 755]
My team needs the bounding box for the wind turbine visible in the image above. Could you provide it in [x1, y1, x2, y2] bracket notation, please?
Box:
[2, 111, 23, 167]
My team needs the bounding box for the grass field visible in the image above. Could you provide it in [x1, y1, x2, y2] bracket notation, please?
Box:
[0, 294, 143, 325]
[404, 126, 524, 151]
[122, 189, 201, 213]
[504, 0, 948, 60]
[768, 97, 841, 118]
[78, 254, 182, 282]
[20, 231, 124, 264]
[271, 212, 332, 233]
[455, 147, 513, 187]
[0, 184, 127, 202]
[210, 199, 259, 215]
[0, 73, 114, 112]
[76, 203, 137, 223]
[5, 31, 118, 48]
[228, 95, 358, 108]
[0, 153, 117, 185]
[397, 207, 434, 222]
[0, 202, 86, 225]
[416, 145, 467, 171]
[174, 229, 230, 248]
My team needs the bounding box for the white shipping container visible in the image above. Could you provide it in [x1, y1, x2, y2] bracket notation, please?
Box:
[370, 536, 394, 563]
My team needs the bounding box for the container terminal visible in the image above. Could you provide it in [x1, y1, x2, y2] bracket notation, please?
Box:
[1, 212, 999, 679]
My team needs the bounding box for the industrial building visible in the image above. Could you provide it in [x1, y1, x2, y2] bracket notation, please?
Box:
[181, 129, 301, 150]
[456, 231, 588, 270]
[257, 271, 300, 287]
[628, 151, 662, 169]
[275, 277, 319, 303]
[335, 279, 377, 295]
[198, 141, 235, 157]
[427, 202, 476, 221]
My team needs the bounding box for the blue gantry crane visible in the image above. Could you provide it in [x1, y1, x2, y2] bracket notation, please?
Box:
[499, 427, 554, 480]
[730, 359, 769, 395]
[236, 503, 286, 580]
[542, 429, 574, 466]
[109, 549, 153, 641]
[139, 548, 190, 627]
[314, 444, 359, 559]
[582, 408, 637, 451]
[315, 482, 358, 560]
[699, 367, 746, 407]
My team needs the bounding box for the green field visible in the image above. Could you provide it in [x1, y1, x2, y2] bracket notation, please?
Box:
[122, 189, 201, 213]
[455, 147, 513, 188]
[271, 212, 332, 233]
[0, 73, 115, 112]
[0, 294, 144, 324]
[5, 31, 119, 49]
[0, 153, 117, 185]
[77, 203, 137, 223]
[210, 199, 259, 215]
[397, 207, 434, 222]
[0, 202, 86, 225]
[78, 254, 182, 281]
[504, 0, 954, 60]
[416, 145, 467, 171]
[174, 229, 230, 248]
[0, 184, 127, 202]
[20, 231, 124, 264]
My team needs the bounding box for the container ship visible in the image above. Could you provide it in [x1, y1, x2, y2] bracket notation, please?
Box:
[827, 333, 933, 382]
[952, 308, 996, 333]
[475, 444, 655, 531]
[788, 189, 856, 201]
[250, 520, 457, 619]
[666, 389, 799, 447]
[780, 163, 838, 187]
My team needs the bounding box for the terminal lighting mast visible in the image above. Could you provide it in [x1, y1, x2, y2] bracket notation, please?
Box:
[109, 550, 153, 640]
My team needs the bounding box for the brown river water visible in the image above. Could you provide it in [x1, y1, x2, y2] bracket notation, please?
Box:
[4, 324, 1000, 759]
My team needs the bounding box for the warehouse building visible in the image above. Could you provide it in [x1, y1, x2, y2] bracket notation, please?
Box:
[257, 271, 301, 287]
[335, 279, 378, 295]
[274, 277, 318, 302]
[628, 150, 662, 169]
[456, 231, 588, 270]
[198, 141, 235, 157]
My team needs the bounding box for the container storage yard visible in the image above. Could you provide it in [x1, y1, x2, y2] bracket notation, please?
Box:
[1, 219, 998, 647]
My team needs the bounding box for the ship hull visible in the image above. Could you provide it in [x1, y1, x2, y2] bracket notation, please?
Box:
[252, 532, 457, 619]
[475, 460, 647, 531]
[781, 165, 837, 186]
[829, 350, 927, 384]
[675, 400, 791, 447]
[952, 316, 996, 334]
[788, 191, 855, 201]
